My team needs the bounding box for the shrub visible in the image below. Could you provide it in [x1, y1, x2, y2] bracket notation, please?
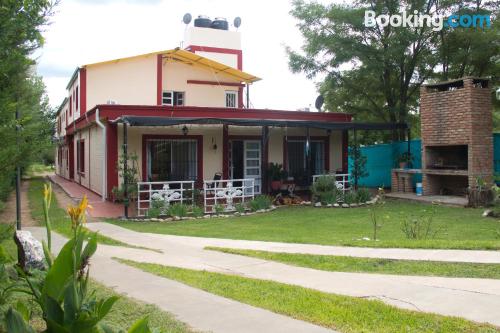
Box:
[249, 195, 272, 212]
[311, 176, 341, 204]
[343, 191, 356, 204]
[148, 198, 166, 218]
[214, 204, 225, 215]
[355, 188, 372, 203]
[235, 202, 246, 214]
[401, 209, 441, 240]
[168, 203, 188, 218]
[192, 205, 204, 218]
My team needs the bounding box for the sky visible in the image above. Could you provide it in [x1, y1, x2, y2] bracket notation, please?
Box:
[35, 0, 328, 111]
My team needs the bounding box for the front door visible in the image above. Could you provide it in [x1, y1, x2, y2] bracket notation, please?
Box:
[244, 140, 261, 194]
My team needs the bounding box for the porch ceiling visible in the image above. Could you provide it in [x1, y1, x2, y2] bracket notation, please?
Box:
[113, 116, 407, 131]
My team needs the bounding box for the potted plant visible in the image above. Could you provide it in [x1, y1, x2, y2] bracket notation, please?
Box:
[267, 163, 286, 191]
[396, 152, 412, 169]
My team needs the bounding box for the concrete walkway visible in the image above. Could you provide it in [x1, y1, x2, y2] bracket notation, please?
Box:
[82, 222, 500, 327]
[28, 227, 335, 333]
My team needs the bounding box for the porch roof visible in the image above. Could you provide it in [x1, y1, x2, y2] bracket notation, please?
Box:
[113, 115, 407, 131]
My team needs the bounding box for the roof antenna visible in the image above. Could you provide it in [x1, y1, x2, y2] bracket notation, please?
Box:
[233, 17, 241, 30]
[181, 13, 192, 48]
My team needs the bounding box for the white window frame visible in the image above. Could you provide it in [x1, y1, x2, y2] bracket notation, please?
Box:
[225, 91, 238, 108]
[162, 91, 185, 106]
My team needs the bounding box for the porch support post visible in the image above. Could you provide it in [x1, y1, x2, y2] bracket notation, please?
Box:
[261, 126, 269, 193]
[246, 84, 250, 108]
[123, 122, 129, 218]
[222, 125, 229, 179]
[306, 127, 311, 184]
[407, 127, 411, 168]
[353, 128, 358, 190]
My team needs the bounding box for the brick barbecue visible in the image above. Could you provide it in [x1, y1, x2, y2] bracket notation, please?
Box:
[420, 77, 493, 195]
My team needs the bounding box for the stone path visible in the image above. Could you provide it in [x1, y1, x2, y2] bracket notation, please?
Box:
[28, 227, 335, 333]
[0, 181, 37, 227]
[82, 222, 500, 326]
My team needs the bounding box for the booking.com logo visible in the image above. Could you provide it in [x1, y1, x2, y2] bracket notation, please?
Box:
[364, 10, 492, 31]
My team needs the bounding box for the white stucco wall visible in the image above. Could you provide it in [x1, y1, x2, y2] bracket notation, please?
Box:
[86, 55, 157, 109]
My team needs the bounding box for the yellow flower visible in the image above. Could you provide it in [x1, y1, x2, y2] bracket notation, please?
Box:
[43, 183, 52, 208]
[67, 195, 92, 229]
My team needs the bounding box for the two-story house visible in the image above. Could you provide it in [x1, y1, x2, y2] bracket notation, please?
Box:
[54, 20, 352, 207]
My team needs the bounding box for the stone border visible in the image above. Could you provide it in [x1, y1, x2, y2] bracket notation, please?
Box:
[304, 195, 380, 208]
[127, 206, 278, 222]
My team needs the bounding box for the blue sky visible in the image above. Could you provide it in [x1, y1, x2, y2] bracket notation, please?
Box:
[35, 0, 327, 111]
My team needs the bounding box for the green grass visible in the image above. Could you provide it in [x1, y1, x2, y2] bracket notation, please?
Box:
[28, 178, 136, 248]
[108, 202, 500, 250]
[25, 163, 54, 178]
[119, 259, 500, 333]
[207, 247, 500, 279]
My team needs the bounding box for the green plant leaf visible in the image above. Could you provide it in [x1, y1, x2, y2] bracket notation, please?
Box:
[14, 300, 31, 322]
[42, 238, 76, 302]
[97, 295, 120, 321]
[127, 316, 152, 333]
[63, 280, 78, 325]
[44, 295, 65, 325]
[43, 239, 53, 268]
[5, 307, 36, 333]
[81, 231, 98, 264]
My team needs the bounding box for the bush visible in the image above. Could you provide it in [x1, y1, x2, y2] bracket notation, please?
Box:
[311, 176, 341, 204]
[355, 188, 372, 203]
[249, 195, 272, 212]
[192, 205, 204, 218]
[343, 191, 356, 204]
[235, 202, 246, 214]
[168, 203, 188, 218]
[401, 209, 440, 240]
[214, 204, 225, 215]
[148, 198, 166, 218]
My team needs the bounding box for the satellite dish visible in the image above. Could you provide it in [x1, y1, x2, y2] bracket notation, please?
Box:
[183, 13, 192, 25]
[315, 95, 324, 112]
[234, 17, 242, 28]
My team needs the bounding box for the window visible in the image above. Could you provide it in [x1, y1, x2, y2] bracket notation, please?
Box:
[147, 139, 197, 181]
[162, 91, 184, 106]
[225, 91, 237, 108]
[76, 140, 85, 174]
[69, 96, 72, 116]
[286, 140, 325, 184]
[75, 86, 79, 112]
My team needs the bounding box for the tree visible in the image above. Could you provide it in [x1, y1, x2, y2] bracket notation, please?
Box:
[0, 0, 57, 201]
[288, 0, 499, 141]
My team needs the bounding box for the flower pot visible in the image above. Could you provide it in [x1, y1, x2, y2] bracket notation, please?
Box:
[271, 180, 282, 191]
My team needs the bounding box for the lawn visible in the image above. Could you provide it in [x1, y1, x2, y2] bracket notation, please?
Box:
[120, 259, 500, 333]
[28, 178, 132, 247]
[207, 247, 500, 279]
[109, 201, 500, 250]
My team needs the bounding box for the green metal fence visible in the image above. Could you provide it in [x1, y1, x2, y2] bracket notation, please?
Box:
[349, 134, 500, 188]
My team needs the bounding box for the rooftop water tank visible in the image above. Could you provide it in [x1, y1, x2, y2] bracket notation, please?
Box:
[211, 17, 228, 30]
[194, 15, 212, 28]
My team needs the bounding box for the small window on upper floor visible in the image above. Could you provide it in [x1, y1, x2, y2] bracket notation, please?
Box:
[225, 91, 238, 108]
[162, 91, 184, 106]
[75, 86, 79, 112]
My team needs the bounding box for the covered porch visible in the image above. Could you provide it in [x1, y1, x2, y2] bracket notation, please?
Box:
[113, 115, 406, 217]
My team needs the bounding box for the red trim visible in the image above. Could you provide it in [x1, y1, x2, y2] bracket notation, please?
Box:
[80, 68, 87, 113]
[68, 135, 75, 180]
[66, 105, 352, 134]
[107, 123, 118, 198]
[187, 80, 245, 87]
[342, 130, 348, 173]
[141, 135, 204, 186]
[186, 45, 243, 70]
[222, 125, 229, 179]
[88, 127, 91, 189]
[157, 54, 162, 105]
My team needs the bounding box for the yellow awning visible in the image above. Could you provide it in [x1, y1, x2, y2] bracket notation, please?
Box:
[83, 48, 261, 84]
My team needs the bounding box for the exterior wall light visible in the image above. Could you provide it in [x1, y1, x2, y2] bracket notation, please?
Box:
[182, 125, 189, 136]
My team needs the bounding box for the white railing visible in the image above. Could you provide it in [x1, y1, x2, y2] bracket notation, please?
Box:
[203, 179, 255, 214]
[137, 181, 195, 216]
[312, 173, 351, 194]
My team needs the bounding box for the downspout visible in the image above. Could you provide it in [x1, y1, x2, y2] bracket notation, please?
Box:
[95, 108, 107, 202]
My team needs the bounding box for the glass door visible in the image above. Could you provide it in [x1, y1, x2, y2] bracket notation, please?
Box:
[244, 140, 261, 194]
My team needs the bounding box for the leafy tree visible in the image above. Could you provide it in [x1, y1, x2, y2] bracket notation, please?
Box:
[0, 0, 57, 201]
[288, 0, 499, 141]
